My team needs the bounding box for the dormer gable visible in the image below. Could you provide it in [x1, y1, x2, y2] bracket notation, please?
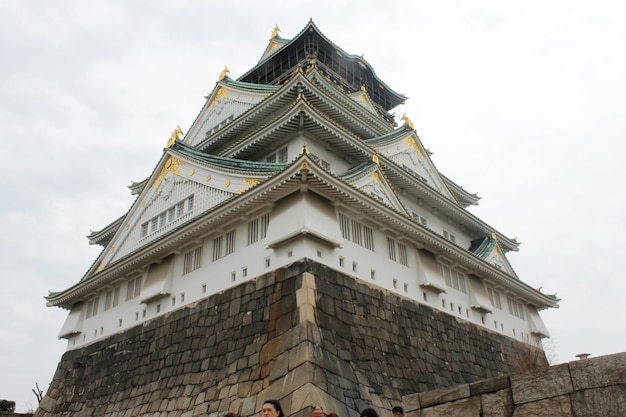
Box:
[184, 77, 279, 147]
[86, 141, 284, 278]
[339, 157, 408, 215]
[365, 121, 456, 202]
[469, 235, 518, 278]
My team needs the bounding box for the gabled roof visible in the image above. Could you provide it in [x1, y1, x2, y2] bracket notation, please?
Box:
[238, 20, 406, 115]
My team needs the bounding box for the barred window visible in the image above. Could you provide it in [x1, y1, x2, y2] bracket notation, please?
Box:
[213, 236, 223, 261]
[86, 297, 99, 319]
[487, 286, 503, 309]
[183, 246, 203, 275]
[398, 243, 408, 266]
[248, 213, 270, 245]
[507, 297, 526, 320]
[225, 230, 235, 255]
[363, 226, 374, 250]
[351, 220, 362, 246]
[339, 214, 350, 239]
[440, 263, 467, 293]
[141, 195, 194, 237]
[126, 276, 142, 301]
[387, 238, 397, 261]
[104, 287, 120, 310]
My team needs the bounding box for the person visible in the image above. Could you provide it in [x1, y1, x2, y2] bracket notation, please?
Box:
[262, 400, 285, 417]
[360, 408, 379, 417]
[392, 406, 403, 417]
[311, 406, 324, 417]
[225, 413, 239, 417]
[327, 413, 339, 417]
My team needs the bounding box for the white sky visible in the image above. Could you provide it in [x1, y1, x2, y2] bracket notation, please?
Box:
[1, 0, 625, 413]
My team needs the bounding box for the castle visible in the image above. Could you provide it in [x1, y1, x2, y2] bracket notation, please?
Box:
[39, 21, 558, 417]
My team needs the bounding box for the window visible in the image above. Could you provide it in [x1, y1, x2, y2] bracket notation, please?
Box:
[339, 257, 344, 267]
[412, 212, 428, 227]
[387, 237, 409, 266]
[398, 243, 408, 266]
[393, 278, 398, 289]
[507, 297, 526, 320]
[310, 153, 331, 170]
[443, 230, 456, 243]
[267, 146, 288, 163]
[86, 297, 99, 319]
[104, 287, 120, 311]
[247, 213, 270, 245]
[183, 246, 203, 275]
[487, 286, 503, 309]
[213, 236, 223, 261]
[339, 214, 374, 251]
[140, 195, 194, 237]
[126, 277, 142, 301]
[440, 263, 467, 293]
[387, 238, 397, 261]
[225, 230, 236, 256]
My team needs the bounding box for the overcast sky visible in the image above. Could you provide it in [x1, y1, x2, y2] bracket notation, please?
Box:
[1, 0, 625, 413]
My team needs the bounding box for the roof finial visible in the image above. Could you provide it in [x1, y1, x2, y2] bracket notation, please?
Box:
[271, 24, 280, 38]
[167, 125, 183, 147]
[491, 232, 498, 241]
[401, 113, 414, 129]
[300, 142, 310, 155]
[218, 66, 230, 81]
[372, 154, 380, 165]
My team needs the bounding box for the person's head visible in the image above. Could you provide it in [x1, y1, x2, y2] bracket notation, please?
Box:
[360, 408, 379, 417]
[225, 413, 240, 417]
[263, 400, 285, 417]
[392, 406, 403, 417]
[311, 406, 324, 417]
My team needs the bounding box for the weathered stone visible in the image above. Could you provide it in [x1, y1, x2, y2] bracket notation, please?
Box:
[512, 395, 572, 417]
[569, 352, 626, 390]
[481, 389, 513, 417]
[469, 375, 510, 396]
[510, 364, 572, 405]
[419, 384, 470, 408]
[421, 396, 480, 417]
[570, 385, 626, 417]
[35, 261, 555, 417]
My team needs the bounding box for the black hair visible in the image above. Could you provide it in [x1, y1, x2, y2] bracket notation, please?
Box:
[360, 408, 379, 417]
[392, 407, 403, 415]
[264, 400, 285, 417]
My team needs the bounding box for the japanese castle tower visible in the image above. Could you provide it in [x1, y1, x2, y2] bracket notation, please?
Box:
[40, 21, 558, 417]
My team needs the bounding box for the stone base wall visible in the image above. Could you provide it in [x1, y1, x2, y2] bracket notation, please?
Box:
[36, 259, 546, 417]
[403, 351, 626, 417]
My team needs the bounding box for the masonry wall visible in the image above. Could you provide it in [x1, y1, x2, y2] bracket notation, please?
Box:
[403, 351, 626, 417]
[36, 259, 546, 417]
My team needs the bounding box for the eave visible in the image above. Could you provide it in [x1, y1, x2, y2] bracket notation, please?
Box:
[47, 153, 556, 310]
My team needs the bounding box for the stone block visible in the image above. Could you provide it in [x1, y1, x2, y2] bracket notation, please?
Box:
[403, 392, 421, 411]
[481, 389, 513, 417]
[510, 364, 572, 405]
[512, 395, 572, 417]
[569, 352, 626, 390]
[419, 384, 470, 408]
[469, 375, 510, 396]
[421, 395, 480, 417]
[570, 385, 626, 417]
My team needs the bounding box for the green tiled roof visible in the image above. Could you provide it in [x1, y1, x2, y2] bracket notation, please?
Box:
[339, 160, 378, 181]
[469, 236, 497, 259]
[173, 141, 286, 172]
[364, 124, 413, 145]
